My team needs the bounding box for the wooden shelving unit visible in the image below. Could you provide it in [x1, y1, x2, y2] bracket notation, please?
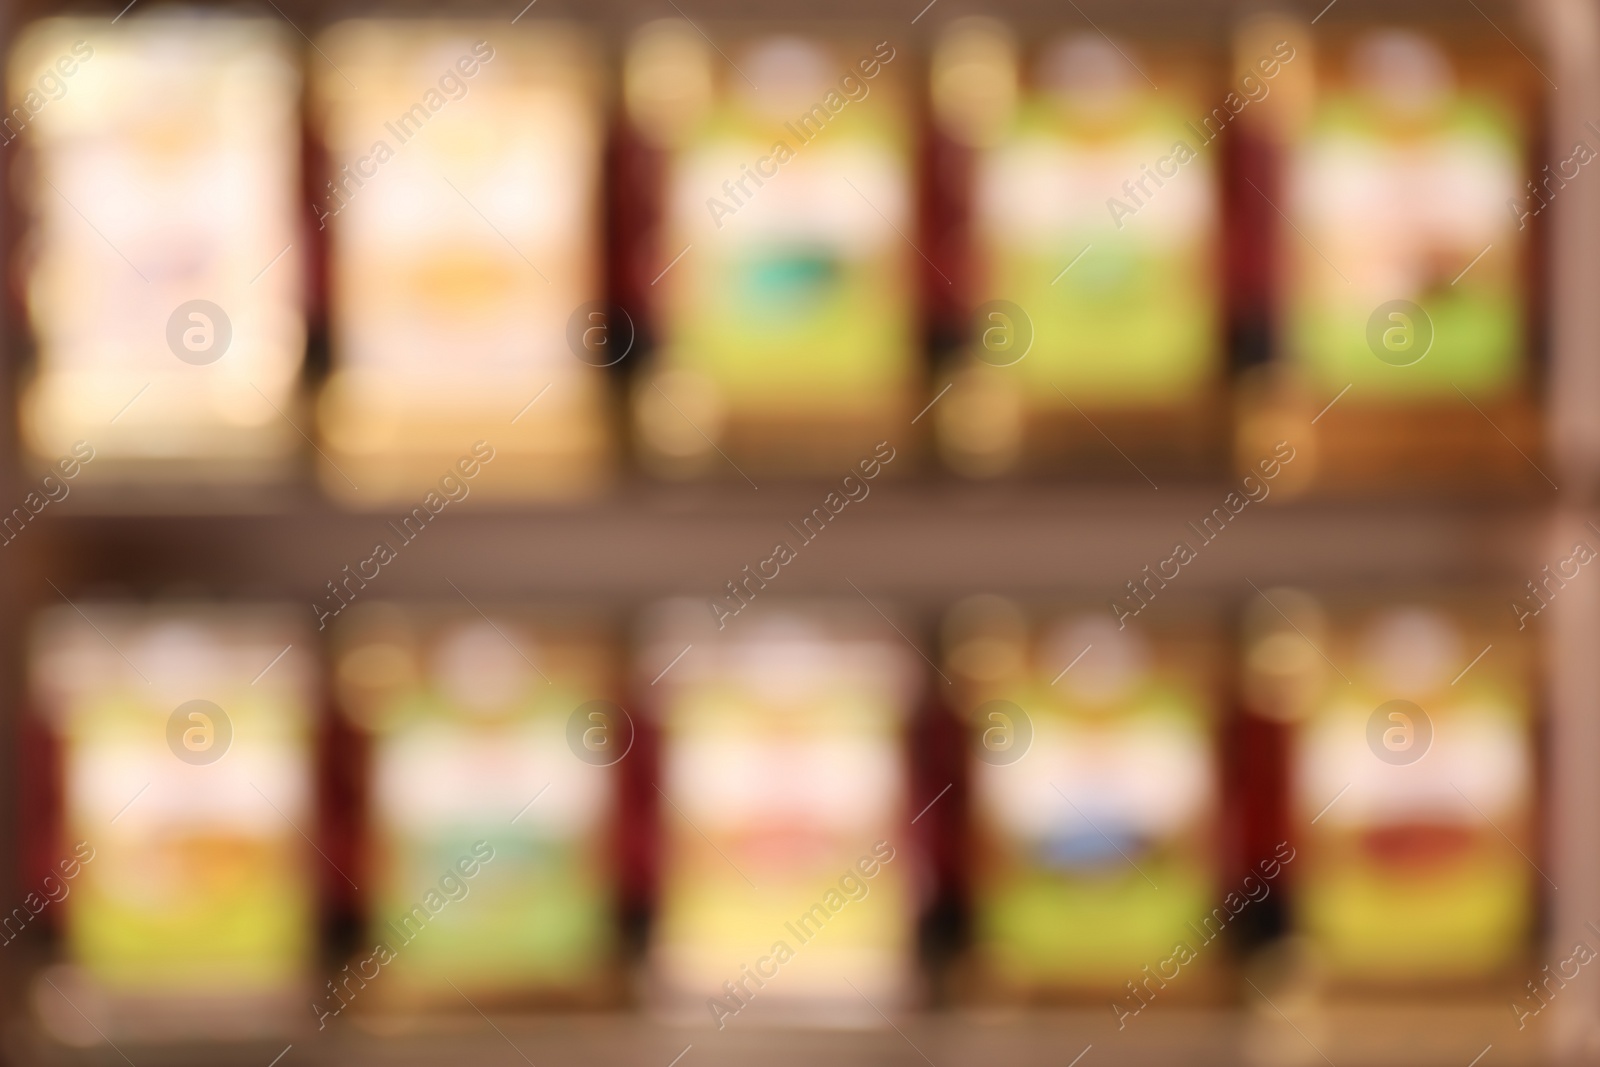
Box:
[0, 0, 1595, 1063]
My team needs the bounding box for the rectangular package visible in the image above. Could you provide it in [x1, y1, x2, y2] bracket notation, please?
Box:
[1243, 25, 1539, 491]
[628, 25, 919, 477]
[12, 17, 306, 483]
[331, 605, 618, 1011]
[946, 599, 1222, 1000]
[644, 599, 921, 1024]
[1244, 591, 1535, 986]
[311, 22, 611, 502]
[933, 24, 1224, 477]
[29, 606, 315, 1039]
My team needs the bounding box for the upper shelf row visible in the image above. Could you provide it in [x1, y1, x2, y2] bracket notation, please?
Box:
[2, 13, 1565, 504]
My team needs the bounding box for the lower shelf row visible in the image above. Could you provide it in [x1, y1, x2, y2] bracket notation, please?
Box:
[11, 588, 1544, 1042]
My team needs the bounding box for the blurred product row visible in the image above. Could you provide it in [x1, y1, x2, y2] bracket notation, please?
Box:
[16, 592, 1535, 1041]
[4, 14, 1551, 498]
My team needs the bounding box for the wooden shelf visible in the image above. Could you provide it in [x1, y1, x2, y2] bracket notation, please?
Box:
[17, 483, 1550, 601]
[5, 1004, 1544, 1067]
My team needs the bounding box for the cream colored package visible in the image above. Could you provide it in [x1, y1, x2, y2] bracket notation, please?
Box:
[14, 17, 307, 483]
[311, 22, 611, 504]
